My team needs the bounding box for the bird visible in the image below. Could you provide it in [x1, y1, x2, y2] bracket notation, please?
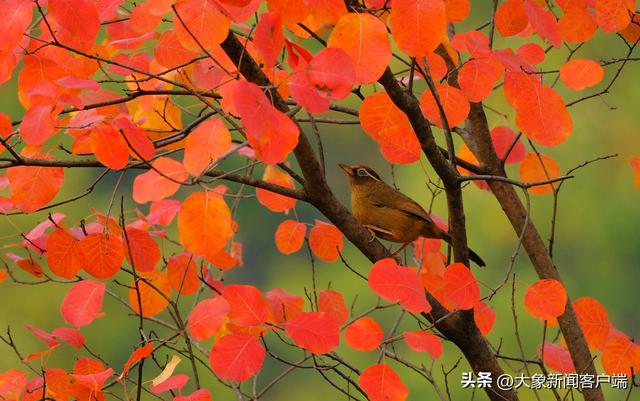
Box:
[339, 163, 486, 267]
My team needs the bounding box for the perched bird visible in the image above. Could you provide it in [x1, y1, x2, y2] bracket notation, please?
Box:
[339, 163, 486, 267]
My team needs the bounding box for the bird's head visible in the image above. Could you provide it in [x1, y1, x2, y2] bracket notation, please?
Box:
[338, 164, 382, 186]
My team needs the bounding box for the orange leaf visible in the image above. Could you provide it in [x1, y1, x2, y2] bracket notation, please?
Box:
[308, 220, 343, 262]
[285, 311, 340, 354]
[209, 333, 265, 381]
[124, 228, 160, 273]
[178, 191, 232, 258]
[359, 364, 408, 401]
[256, 165, 297, 213]
[306, 0, 347, 25]
[601, 331, 640, 376]
[444, 0, 470, 22]
[368, 258, 431, 313]
[46, 229, 83, 279]
[457, 59, 503, 102]
[519, 153, 561, 195]
[560, 59, 604, 90]
[596, 0, 634, 32]
[559, 7, 597, 43]
[443, 263, 480, 310]
[222, 284, 271, 327]
[274, 220, 306, 255]
[8, 157, 64, 213]
[620, 13, 640, 43]
[129, 269, 171, 317]
[183, 119, 232, 176]
[89, 124, 129, 170]
[167, 254, 200, 295]
[79, 233, 124, 279]
[420, 84, 470, 128]
[327, 13, 391, 84]
[390, 0, 447, 57]
[133, 157, 189, 204]
[154, 29, 199, 69]
[495, 0, 528, 36]
[61, 280, 106, 327]
[187, 297, 230, 341]
[0, 0, 33, 54]
[524, 279, 567, 320]
[573, 297, 611, 350]
[630, 157, 640, 190]
[118, 342, 153, 381]
[403, 331, 442, 359]
[345, 317, 383, 351]
[48, 0, 100, 51]
[318, 290, 349, 325]
[267, 0, 309, 25]
[174, 0, 230, 52]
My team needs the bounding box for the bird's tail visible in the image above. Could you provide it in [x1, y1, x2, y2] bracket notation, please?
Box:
[436, 232, 486, 267]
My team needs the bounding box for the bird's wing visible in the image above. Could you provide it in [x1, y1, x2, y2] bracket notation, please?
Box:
[370, 183, 433, 223]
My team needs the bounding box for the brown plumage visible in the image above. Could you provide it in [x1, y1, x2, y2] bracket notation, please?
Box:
[339, 163, 486, 267]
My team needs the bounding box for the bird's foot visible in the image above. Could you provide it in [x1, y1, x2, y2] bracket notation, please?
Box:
[363, 225, 377, 242]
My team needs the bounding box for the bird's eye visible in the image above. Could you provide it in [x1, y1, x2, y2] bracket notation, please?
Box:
[357, 168, 368, 177]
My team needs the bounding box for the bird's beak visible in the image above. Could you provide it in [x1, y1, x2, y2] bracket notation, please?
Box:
[338, 163, 353, 176]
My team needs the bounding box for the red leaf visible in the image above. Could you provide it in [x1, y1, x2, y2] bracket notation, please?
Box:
[307, 48, 355, 100]
[150, 374, 189, 393]
[265, 288, 304, 323]
[420, 84, 470, 128]
[174, 389, 213, 401]
[209, 333, 265, 381]
[359, 364, 408, 401]
[8, 157, 64, 213]
[133, 157, 188, 204]
[359, 92, 421, 164]
[560, 59, 604, 90]
[318, 290, 349, 325]
[631, 157, 640, 190]
[253, 12, 284, 68]
[222, 284, 271, 327]
[79, 233, 124, 279]
[505, 72, 573, 147]
[495, 0, 528, 36]
[368, 258, 431, 313]
[0, 0, 33, 53]
[491, 126, 525, 164]
[285, 311, 340, 354]
[404, 331, 442, 359]
[174, 0, 229, 52]
[444, 0, 470, 22]
[61, 280, 106, 327]
[390, 0, 447, 56]
[274, 220, 306, 255]
[167, 254, 200, 295]
[48, 0, 100, 51]
[154, 29, 198, 69]
[541, 343, 576, 373]
[458, 59, 503, 102]
[524, 0, 561, 47]
[19, 105, 56, 145]
[51, 327, 85, 348]
[573, 297, 611, 350]
[90, 124, 129, 170]
[187, 297, 230, 341]
[308, 220, 344, 262]
[327, 13, 391, 84]
[46, 229, 83, 279]
[443, 263, 480, 310]
[70, 368, 113, 393]
[524, 279, 568, 320]
[147, 199, 181, 226]
[344, 317, 383, 351]
[183, 119, 232, 176]
[118, 342, 153, 381]
[227, 80, 299, 164]
[517, 43, 546, 65]
[178, 191, 232, 258]
[124, 228, 160, 272]
[473, 301, 496, 336]
[596, 0, 634, 32]
[25, 324, 59, 347]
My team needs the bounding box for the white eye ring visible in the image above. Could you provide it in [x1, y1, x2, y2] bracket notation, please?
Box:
[357, 168, 368, 177]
